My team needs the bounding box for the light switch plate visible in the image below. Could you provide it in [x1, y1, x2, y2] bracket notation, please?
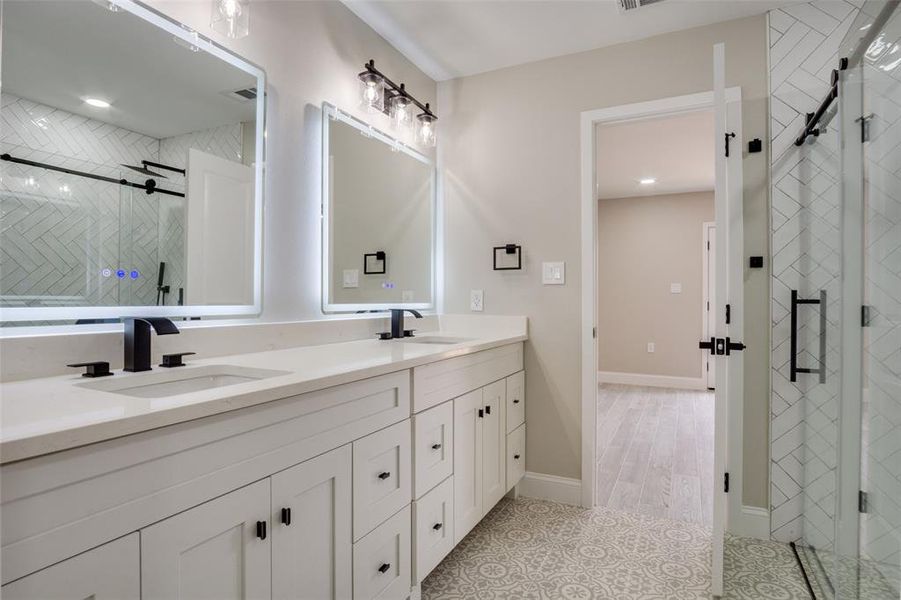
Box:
[402, 290, 414, 302]
[647, 342, 655, 353]
[542, 262, 565, 285]
[670, 282, 682, 294]
[470, 289, 484, 312]
[343, 269, 359, 288]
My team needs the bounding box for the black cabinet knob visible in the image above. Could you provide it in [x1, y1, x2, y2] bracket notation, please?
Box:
[67, 361, 113, 378]
[431, 443, 442, 450]
[378, 563, 391, 574]
[432, 523, 443, 531]
[513, 399, 520, 404]
[256, 520, 267, 540]
[281, 507, 292, 526]
[378, 471, 391, 480]
[514, 454, 521, 460]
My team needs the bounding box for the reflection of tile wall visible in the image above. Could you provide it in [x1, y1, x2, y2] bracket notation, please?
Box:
[1, 93, 160, 306]
[767, 1, 860, 548]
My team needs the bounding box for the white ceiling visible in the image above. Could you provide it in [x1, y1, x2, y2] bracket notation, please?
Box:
[2, 1, 257, 139]
[596, 109, 714, 199]
[343, 0, 798, 81]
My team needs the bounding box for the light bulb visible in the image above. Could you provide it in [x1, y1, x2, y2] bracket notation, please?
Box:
[358, 70, 384, 112]
[390, 95, 413, 130]
[220, 0, 240, 19]
[417, 112, 437, 147]
[211, 0, 249, 39]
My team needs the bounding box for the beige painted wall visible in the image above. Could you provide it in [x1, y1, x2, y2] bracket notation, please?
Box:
[597, 192, 714, 379]
[439, 15, 770, 508]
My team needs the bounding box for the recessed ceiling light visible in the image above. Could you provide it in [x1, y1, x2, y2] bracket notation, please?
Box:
[639, 178, 656, 185]
[84, 98, 111, 108]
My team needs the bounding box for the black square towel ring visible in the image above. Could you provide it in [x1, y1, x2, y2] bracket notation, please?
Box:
[364, 251, 387, 275]
[493, 244, 522, 271]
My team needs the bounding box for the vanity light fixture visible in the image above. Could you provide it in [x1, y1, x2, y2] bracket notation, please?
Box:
[211, 0, 249, 40]
[639, 177, 657, 185]
[358, 60, 437, 146]
[84, 97, 111, 108]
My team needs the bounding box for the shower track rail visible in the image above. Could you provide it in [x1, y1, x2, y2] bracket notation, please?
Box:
[1, 153, 185, 198]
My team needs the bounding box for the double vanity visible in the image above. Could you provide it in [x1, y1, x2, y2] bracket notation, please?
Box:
[0, 323, 527, 599]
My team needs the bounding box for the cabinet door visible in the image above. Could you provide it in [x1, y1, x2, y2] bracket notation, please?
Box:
[353, 420, 412, 540]
[481, 379, 507, 511]
[1, 533, 139, 600]
[141, 480, 271, 600]
[506, 424, 526, 491]
[272, 446, 352, 600]
[453, 389, 483, 544]
[505, 370, 525, 433]
[413, 401, 453, 499]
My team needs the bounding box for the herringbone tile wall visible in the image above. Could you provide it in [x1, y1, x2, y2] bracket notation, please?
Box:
[1, 93, 245, 309]
[767, 0, 862, 548]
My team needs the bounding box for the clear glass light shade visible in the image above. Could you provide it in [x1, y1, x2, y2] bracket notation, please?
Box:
[211, 0, 249, 39]
[389, 95, 413, 130]
[417, 113, 437, 147]
[359, 72, 385, 113]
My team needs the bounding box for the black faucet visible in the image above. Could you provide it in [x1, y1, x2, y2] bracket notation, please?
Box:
[123, 317, 180, 372]
[390, 309, 422, 339]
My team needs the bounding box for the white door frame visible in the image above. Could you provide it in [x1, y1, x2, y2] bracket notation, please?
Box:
[703, 222, 716, 390]
[579, 89, 744, 520]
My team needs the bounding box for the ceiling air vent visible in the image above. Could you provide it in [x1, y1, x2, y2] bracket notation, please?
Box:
[618, 0, 666, 13]
[222, 87, 258, 102]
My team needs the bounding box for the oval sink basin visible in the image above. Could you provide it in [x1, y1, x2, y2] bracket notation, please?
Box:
[79, 365, 291, 398]
[404, 336, 474, 345]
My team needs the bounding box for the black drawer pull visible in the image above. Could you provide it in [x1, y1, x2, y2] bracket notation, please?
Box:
[514, 454, 521, 460]
[485, 405, 491, 415]
[513, 399, 520, 404]
[256, 520, 267, 540]
[281, 507, 292, 526]
[431, 443, 442, 450]
[433, 522, 443, 530]
[478, 409, 484, 418]
[378, 563, 391, 574]
[378, 471, 391, 480]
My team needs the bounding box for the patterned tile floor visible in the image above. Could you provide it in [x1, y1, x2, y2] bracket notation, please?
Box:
[422, 497, 812, 600]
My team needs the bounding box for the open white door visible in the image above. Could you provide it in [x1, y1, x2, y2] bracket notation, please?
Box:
[185, 148, 254, 305]
[709, 43, 745, 597]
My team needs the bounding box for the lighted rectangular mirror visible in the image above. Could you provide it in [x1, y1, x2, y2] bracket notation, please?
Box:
[0, 0, 266, 324]
[322, 104, 435, 312]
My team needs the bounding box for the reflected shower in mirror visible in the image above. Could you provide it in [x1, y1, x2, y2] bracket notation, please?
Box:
[322, 104, 435, 312]
[0, 0, 265, 323]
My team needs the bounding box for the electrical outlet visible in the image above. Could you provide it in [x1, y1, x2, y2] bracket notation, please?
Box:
[647, 342, 655, 353]
[470, 289, 484, 312]
[402, 290, 414, 302]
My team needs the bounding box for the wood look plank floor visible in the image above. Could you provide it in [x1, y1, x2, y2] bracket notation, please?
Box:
[596, 384, 715, 528]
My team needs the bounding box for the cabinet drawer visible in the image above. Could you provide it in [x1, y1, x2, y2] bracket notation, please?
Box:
[413, 476, 454, 583]
[353, 420, 412, 540]
[506, 424, 526, 491]
[413, 343, 523, 413]
[413, 402, 453, 499]
[505, 371, 525, 433]
[352, 506, 411, 600]
[1, 533, 139, 600]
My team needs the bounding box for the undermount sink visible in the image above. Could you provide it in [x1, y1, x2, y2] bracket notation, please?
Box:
[404, 335, 474, 345]
[79, 365, 291, 398]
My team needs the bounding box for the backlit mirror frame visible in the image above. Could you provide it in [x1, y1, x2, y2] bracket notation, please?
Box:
[321, 103, 436, 313]
[0, 0, 266, 323]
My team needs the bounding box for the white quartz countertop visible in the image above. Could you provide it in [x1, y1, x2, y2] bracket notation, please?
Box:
[0, 326, 527, 464]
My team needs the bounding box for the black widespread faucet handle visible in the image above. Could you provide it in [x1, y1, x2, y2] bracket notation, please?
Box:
[160, 352, 195, 368]
[68, 361, 113, 378]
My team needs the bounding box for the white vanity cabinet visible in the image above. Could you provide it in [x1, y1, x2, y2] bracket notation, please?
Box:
[0, 533, 140, 600]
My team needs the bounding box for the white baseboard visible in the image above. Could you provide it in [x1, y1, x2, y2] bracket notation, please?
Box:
[518, 471, 582, 506]
[731, 505, 770, 540]
[597, 371, 708, 390]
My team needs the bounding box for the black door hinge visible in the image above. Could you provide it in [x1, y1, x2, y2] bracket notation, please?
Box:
[725, 303, 731, 325]
[593, 327, 597, 339]
[856, 114, 873, 143]
[859, 490, 869, 513]
[725, 132, 736, 157]
[724, 472, 730, 493]
[862, 305, 872, 327]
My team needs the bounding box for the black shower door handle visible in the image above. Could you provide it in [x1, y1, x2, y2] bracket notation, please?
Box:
[790, 289, 826, 383]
